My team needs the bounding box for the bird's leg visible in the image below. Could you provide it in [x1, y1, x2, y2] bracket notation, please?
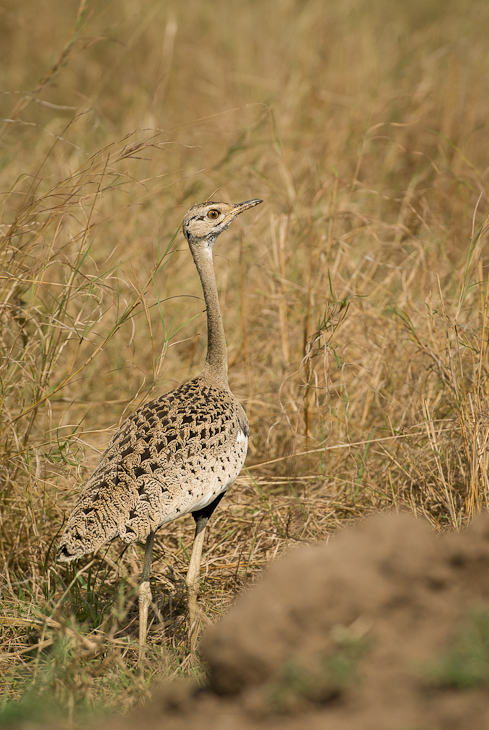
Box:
[186, 514, 208, 650]
[187, 492, 226, 649]
[138, 530, 155, 663]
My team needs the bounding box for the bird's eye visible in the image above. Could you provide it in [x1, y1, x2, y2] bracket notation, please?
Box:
[207, 209, 220, 220]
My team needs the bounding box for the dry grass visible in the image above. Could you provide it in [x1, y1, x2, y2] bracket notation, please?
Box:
[1, 0, 489, 722]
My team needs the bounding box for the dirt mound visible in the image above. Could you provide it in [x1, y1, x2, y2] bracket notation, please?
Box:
[118, 513, 489, 729]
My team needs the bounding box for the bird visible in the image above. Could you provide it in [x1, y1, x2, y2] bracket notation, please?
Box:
[57, 198, 263, 657]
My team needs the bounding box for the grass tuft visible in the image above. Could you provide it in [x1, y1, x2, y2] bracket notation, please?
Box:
[427, 609, 489, 690]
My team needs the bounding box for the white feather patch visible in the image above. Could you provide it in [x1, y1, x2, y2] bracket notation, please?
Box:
[237, 429, 247, 444]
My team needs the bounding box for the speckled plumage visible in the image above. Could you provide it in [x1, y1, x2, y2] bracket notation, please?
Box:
[58, 376, 248, 559]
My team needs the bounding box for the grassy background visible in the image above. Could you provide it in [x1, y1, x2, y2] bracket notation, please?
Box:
[1, 0, 489, 721]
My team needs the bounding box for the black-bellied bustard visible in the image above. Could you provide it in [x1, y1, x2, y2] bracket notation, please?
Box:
[57, 199, 263, 656]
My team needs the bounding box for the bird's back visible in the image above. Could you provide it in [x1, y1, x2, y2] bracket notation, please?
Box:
[57, 376, 248, 561]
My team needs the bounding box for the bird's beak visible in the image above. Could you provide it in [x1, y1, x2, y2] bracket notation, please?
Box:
[223, 199, 263, 225]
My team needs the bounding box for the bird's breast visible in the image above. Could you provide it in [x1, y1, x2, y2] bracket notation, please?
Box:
[154, 426, 248, 525]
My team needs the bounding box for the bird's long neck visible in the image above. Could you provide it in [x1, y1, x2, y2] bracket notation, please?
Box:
[191, 245, 228, 386]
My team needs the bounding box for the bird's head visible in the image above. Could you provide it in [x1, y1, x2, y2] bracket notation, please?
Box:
[182, 199, 262, 248]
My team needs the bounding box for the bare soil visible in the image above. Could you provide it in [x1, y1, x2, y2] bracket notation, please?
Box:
[108, 512, 489, 730]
